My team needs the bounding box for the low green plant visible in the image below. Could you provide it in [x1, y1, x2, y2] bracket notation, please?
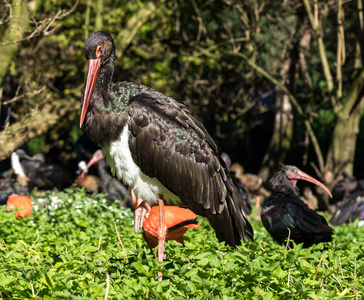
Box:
[0, 189, 362, 299]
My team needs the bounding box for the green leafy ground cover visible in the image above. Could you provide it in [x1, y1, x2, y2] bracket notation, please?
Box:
[0, 189, 363, 299]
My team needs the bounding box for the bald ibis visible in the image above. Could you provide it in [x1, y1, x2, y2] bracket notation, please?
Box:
[221, 153, 252, 215]
[330, 171, 359, 205]
[229, 161, 271, 208]
[80, 31, 253, 266]
[86, 150, 132, 208]
[76, 161, 100, 193]
[329, 174, 364, 226]
[261, 165, 333, 248]
[11, 149, 71, 191]
[330, 191, 364, 226]
[0, 177, 15, 205]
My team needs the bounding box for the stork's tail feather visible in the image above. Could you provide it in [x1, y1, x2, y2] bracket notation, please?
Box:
[205, 189, 254, 247]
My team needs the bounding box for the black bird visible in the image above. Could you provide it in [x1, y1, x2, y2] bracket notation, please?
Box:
[86, 150, 132, 208]
[261, 165, 333, 248]
[76, 160, 100, 193]
[0, 177, 15, 205]
[11, 149, 71, 190]
[329, 172, 364, 225]
[330, 191, 364, 226]
[330, 171, 359, 205]
[79, 31, 253, 267]
[221, 152, 252, 215]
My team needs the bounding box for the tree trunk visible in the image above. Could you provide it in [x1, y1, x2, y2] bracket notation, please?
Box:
[258, 29, 312, 180]
[325, 69, 364, 185]
[0, 1, 39, 103]
[95, 0, 103, 31]
[258, 92, 293, 181]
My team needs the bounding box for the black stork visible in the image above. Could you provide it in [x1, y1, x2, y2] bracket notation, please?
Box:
[261, 165, 333, 248]
[80, 31, 253, 269]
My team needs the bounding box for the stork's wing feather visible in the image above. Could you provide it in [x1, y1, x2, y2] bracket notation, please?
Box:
[128, 94, 253, 246]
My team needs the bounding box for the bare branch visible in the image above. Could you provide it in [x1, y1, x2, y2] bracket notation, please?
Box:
[336, 0, 345, 100]
[0, 97, 78, 161]
[0, 0, 79, 47]
[2, 86, 46, 105]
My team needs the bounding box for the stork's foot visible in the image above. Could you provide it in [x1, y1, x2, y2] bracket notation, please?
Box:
[134, 200, 151, 233]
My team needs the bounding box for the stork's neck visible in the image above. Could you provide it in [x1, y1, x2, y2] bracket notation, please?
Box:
[95, 54, 115, 92]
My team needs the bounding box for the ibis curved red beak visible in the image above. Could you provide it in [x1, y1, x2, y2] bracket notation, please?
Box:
[292, 169, 333, 198]
[80, 58, 101, 128]
[86, 150, 104, 169]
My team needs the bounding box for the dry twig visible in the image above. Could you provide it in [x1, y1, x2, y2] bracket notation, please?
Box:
[285, 228, 291, 251]
[114, 223, 129, 263]
[104, 272, 110, 300]
[31, 235, 40, 249]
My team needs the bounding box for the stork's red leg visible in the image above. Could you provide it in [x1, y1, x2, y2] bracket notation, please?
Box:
[157, 198, 167, 281]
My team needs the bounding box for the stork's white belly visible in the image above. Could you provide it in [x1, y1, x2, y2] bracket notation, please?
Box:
[102, 122, 183, 206]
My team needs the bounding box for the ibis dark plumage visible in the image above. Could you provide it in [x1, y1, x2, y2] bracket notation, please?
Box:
[80, 31, 253, 267]
[11, 149, 71, 191]
[330, 191, 364, 226]
[261, 165, 333, 248]
[329, 173, 364, 226]
[330, 171, 359, 205]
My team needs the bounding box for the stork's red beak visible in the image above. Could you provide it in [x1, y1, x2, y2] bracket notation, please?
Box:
[293, 169, 332, 198]
[80, 58, 101, 127]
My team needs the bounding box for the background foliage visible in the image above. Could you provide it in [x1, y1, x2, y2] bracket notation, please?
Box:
[1, 0, 364, 184]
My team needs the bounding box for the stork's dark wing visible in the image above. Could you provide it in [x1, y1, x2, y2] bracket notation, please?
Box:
[261, 196, 333, 245]
[127, 94, 253, 247]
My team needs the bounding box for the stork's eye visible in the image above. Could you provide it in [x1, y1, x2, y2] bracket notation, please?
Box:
[96, 45, 103, 57]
